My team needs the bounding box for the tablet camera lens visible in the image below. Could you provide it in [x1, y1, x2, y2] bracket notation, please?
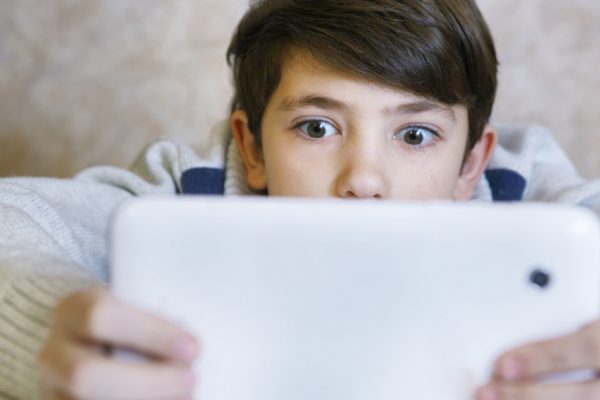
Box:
[529, 269, 551, 289]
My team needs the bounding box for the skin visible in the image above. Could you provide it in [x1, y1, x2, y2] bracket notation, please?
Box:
[475, 324, 600, 400]
[38, 288, 198, 399]
[39, 50, 599, 400]
[231, 50, 496, 200]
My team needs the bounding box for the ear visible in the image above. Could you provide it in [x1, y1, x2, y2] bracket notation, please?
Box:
[230, 110, 268, 191]
[453, 124, 498, 200]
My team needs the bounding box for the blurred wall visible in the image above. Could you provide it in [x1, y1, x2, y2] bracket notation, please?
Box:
[0, 0, 247, 177]
[0, 0, 599, 178]
[479, 0, 600, 178]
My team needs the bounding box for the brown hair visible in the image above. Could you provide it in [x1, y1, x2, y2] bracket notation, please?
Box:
[227, 0, 498, 152]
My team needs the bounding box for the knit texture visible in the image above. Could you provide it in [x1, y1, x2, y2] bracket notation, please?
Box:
[0, 124, 599, 398]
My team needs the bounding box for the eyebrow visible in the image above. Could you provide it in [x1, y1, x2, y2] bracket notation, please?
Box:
[279, 94, 347, 113]
[278, 93, 456, 122]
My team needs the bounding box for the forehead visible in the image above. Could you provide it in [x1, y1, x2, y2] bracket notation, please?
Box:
[270, 49, 465, 121]
[277, 49, 397, 97]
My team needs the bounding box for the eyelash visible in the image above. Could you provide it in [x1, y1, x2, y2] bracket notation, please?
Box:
[291, 119, 442, 148]
[291, 119, 339, 143]
[396, 124, 442, 151]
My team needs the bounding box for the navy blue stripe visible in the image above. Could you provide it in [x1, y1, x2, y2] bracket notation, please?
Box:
[485, 168, 526, 201]
[181, 168, 225, 195]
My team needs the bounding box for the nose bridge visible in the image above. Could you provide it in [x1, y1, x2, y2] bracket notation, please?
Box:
[336, 129, 388, 199]
[345, 134, 382, 174]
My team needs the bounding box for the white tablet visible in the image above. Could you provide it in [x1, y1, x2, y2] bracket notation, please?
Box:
[110, 198, 600, 400]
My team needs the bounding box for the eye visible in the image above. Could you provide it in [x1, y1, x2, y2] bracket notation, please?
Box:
[394, 126, 438, 146]
[296, 120, 338, 139]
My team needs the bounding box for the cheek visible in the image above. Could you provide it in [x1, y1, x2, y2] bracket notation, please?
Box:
[413, 173, 458, 199]
[390, 172, 454, 199]
[263, 141, 335, 197]
[389, 156, 463, 200]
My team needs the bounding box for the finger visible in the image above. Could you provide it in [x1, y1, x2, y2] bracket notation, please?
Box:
[55, 288, 199, 362]
[66, 359, 196, 400]
[40, 337, 196, 400]
[476, 379, 600, 400]
[493, 323, 600, 381]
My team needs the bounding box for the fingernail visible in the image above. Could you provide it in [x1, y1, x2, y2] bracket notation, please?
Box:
[174, 337, 199, 361]
[478, 387, 498, 400]
[497, 355, 524, 381]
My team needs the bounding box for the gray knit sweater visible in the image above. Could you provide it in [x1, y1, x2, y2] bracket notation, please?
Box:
[1, 124, 599, 398]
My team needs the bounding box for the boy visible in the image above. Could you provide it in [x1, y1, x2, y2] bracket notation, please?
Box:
[1, 0, 599, 399]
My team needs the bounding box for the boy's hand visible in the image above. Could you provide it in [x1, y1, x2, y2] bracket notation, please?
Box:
[475, 320, 600, 399]
[38, 288, 199, 399]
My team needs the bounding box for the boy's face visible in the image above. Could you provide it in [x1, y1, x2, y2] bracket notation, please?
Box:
[232, 49, 496, 200]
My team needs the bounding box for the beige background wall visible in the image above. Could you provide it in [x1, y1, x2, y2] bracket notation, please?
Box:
[0, 0, 598, 178]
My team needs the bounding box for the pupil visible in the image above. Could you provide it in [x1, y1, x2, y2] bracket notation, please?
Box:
[405, 129, 423, 145]
[308, 122, 326, 138]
